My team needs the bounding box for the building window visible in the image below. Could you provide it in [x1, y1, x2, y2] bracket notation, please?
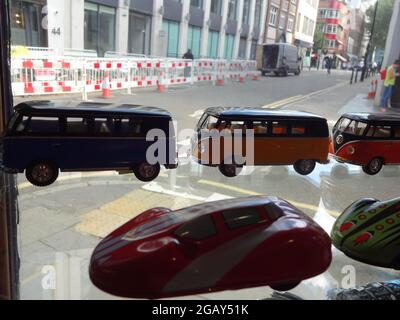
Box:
[287, 16, 294, 32]
[162, 19, 180, 58]
[190, 0, 203, 9]
[128, 12, 151, 55]
[308, 20, 315, 37]
[10, 0, 48, 47]
[207, 31, 219, 58]
[250, 40, 257, 60]
[324, 39, 336, 48]
[254, 0, 262, 29]
[84, 2, 116, 57]
[224, 34, 235, 59]
[238, 37, 247, 59]
[227, 0, 238, 20]
[302, 16, 315, 36]
[210, 0, 222, 15]
[187, 25, 201, 59]
[325, 24, 337, 34]
[242, 0, 250, 25]
[269, 7, 278, 26]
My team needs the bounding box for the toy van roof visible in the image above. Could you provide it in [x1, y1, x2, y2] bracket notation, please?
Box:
[342, 112, 400, 124]
[204, 107, 326, 122]
[14, 101, 172, 118]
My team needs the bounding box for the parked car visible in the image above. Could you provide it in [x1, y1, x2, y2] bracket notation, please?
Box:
[89, 196, 332, 299]
[331, 196, 400, 269]
[191, 107, 330, 177]
[330, 112, 400, 175]
[1, 101, 177, 186]
[261, 43, 301, 77]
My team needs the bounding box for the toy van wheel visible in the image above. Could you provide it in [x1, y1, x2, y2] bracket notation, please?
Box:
[362, 158, 383, 175]
[134, 162, 160, 182]
[25, 161, 59, 187]
[218, 163, 242, 177]
[293, 160, 316, 175]
[270, 281, 301, 292]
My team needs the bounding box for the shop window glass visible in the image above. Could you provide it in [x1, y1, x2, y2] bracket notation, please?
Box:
[129, 12, 151, 55]
[207, 31, 219, 58]
[163, 20, 180, 58]
[187, 26, 201, 59]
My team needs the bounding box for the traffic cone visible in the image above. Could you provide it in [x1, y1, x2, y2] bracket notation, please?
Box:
[101, 71, 112, 98]
[367, 79, 376, 99]
[216, 68, 224, 86]
[157, 71, 166, 93]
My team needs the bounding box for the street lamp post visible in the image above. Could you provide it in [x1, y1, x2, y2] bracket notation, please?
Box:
[361, 0, 379, 82]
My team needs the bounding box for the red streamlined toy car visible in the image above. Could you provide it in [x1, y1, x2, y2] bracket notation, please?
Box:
[89, 196, 332, 299]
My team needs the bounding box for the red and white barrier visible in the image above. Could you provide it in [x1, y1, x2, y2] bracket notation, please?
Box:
[11, 57, 259, 99]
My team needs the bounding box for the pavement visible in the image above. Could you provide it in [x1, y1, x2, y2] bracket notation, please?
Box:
[14, 69, 400, 300]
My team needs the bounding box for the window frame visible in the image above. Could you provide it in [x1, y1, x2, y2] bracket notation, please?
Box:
[269, 6, 278, 26]
[221, 207, 265, 231]
[12, 115, 62, 136]
[173, 214, 218, 242]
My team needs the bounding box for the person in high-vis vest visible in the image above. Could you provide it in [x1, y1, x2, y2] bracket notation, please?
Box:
[380, 59, 400, 111]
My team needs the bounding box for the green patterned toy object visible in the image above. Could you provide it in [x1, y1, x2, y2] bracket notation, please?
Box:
[331, 197, 400, 269]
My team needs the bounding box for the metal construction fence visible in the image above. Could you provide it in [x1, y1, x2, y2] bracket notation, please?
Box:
[10, 56, 260, 100]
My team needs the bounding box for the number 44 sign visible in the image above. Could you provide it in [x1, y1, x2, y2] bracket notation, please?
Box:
[41, 5, 62, 36]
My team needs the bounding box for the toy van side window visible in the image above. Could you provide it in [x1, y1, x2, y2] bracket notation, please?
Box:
[14, 116, 60, 136]
[366, 125, 392, 138]
[174, 215, 217, 241]
[252, 121, 268, 135]
[394, 127, 400, 139]
[272, 121, 288, 135]
[14, 116, 30, 134]
[338, 118, 351, 132]
[65, 117, 91, 135]
[94, 118, 114, 136]
[291, 124, 306, 135]
[197, 113, 209, 130]
[204, 116, 219, 130]
[345, 120, 368, 136]
[222, 208, 265, 230]
[114, 118, 143, 137]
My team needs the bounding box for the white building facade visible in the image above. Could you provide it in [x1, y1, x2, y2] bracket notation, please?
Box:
[294, 0, 319, 67]
[10, 0, 269, 60]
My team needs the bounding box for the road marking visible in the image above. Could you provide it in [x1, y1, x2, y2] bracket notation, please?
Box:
[18, 171, 120, 190]
[262, 95, 303, 109]
[197, 179, 340, 217]
[262, 81, 348, 110]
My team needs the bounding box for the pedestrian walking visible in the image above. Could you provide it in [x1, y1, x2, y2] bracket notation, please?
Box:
[380, 59, 400, 111]
[325, 57, 332, 75]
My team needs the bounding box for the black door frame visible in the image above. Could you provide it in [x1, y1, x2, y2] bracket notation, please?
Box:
[0, 0, 20, 300]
